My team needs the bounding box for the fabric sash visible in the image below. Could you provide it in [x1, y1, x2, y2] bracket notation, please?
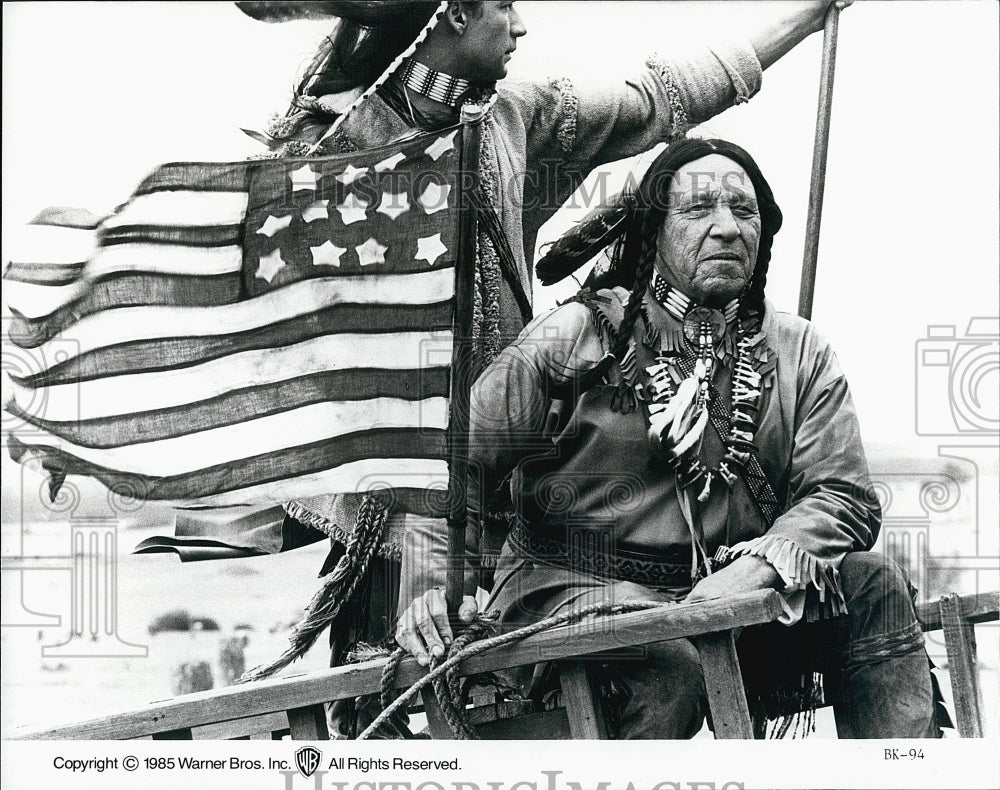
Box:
[478, 200, 533, 326]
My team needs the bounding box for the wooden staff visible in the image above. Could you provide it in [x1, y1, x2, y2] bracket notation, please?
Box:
[446, 104, 484, 611]
[798, 3, 842, 321]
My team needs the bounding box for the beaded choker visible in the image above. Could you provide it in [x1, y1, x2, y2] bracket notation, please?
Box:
[650, 270, 739, 326]
[400, 58, 473, 108]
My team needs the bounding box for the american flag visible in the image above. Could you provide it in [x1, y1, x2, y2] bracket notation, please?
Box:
[4, 126, 470, 520]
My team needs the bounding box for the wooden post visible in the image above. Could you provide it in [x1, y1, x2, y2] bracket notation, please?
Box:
[939, 593, 985, 737]
[559, 662, 608, 739]
[693, 631, 754, 739]
[286, 705, 329, 740]
[446, 106, 483, 611]
[420, 686, 456, 740]
[798, 3, 841, 320]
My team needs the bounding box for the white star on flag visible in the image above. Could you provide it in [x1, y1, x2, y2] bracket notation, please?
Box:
[257, 214, 293, 238]
[356, 237, 388, 267]
[424, 130, 458, 161]
[374, 151, 407, 172]
[377, 191, 410, 220]
[337, 193, 369, 225]
[289, 164, 317, 192]
[418, 182, 451, 215]
[301, 201, 329, 223]
[311, 240, 347, 267]
[336, 164, 368, 186]
[415, 234, 448, 267]
[256, 249, 287, 282]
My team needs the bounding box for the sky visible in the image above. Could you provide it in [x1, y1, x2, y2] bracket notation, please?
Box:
[1, 1, 998, 773]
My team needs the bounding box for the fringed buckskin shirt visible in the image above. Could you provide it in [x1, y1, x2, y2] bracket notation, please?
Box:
[410, 288, 881, 623]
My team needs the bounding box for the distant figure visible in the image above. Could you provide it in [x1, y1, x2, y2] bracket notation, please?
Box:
[219, 635, 249, 686]
[172, 661, 213, 695]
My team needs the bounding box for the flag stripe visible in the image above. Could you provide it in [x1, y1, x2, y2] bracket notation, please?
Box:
[132, 162, 252, 196]
[100, 224, 242, 248]
[86, 242, 243, 278]
[7, 367, 450, 447]
[24, 270, 457, 360]
[8, 433, 449, 503]
[6, 273, 243, 348]
[101, 190, 249, 228]
[13, 398, 448, 476]
[24, 301, 454, 386]
[3, 280, 88, 321]
[12, 331, 454, 421]
[8, 224, 96, 265]
[4, 261, 87, 285]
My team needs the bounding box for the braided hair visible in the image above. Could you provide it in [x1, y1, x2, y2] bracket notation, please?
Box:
[588, 138, 783, 378]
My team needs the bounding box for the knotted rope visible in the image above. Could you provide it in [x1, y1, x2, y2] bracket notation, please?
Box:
[359, 599, 671, 740]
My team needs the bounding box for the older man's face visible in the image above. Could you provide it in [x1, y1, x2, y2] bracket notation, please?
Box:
[655, 154, 761, 306]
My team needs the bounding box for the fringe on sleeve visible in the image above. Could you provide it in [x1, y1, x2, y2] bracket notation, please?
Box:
[726, 534, 847, 620]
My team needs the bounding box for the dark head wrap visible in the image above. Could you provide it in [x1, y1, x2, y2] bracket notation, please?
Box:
[237, 1, 441, 101]
[537, 137, 783, 314]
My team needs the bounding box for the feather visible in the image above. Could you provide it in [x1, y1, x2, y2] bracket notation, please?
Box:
[535, 197, 633, 285]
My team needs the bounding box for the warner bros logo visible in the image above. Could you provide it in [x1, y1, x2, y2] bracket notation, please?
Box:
[295, 746, 322, 779]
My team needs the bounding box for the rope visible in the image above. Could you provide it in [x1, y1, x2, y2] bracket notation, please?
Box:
[241, 495, 389, 682]
[359, 598, 670, 740]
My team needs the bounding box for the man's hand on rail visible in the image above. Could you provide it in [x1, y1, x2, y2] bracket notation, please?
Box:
[685, 555, 781, 605]
[395, 589, 479, 667]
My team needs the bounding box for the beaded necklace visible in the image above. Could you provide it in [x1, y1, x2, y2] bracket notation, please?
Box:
[645, 272, 762, 503]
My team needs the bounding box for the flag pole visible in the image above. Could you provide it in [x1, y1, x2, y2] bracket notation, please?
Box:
[798, 2, 841, 321]
[446, 104, 484, 611]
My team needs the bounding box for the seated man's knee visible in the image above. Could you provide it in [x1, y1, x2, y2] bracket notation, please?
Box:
[643, 638, 705, 689]
[839, 551, 923, 651]
[840, 551, 914, 606]
[613, 639, 706, 710]
[608, 638, 706, 738]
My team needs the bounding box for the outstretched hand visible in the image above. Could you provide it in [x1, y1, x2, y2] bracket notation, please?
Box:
[395, 588, 478, 667]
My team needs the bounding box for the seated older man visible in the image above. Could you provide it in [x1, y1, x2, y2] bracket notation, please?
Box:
[397, 138, 942, 739]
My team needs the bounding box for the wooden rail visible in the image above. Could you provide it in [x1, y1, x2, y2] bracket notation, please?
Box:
[9, 590, 996, 741]
[9, 590, 783, 740]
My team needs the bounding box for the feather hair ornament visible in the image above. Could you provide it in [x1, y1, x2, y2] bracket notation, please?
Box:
[535, 191, 637, 286]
